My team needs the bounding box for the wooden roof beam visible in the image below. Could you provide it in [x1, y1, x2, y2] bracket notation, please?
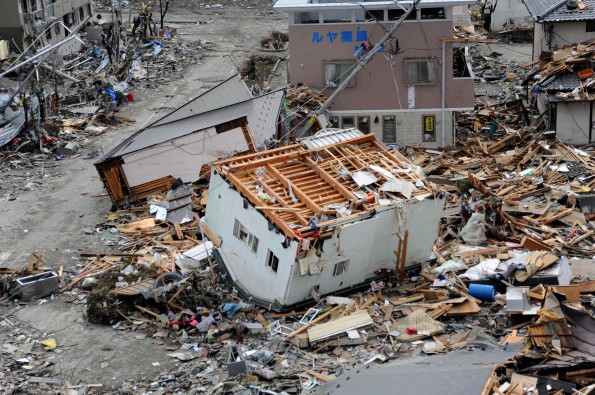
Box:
[302, 156, 356, 202]
[225, 171, 297, 238]
[266, 164, 323, 214]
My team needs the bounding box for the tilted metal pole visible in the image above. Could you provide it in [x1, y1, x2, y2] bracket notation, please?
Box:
[316, 0, 422, 118]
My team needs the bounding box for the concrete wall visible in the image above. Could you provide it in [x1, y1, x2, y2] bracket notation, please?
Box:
[205, 172, 297, 305]
[490, 0, 531, 32]
[330, 109, 455, 146]
[0, 1, 23, 52]
[555, 101, 593, 145]
[121, 127, 248, 187]
[287, 19, 474, 112]
[534, 21, 593, 56]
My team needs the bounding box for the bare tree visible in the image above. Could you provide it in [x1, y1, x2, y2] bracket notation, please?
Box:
[159, 0, 170, 30]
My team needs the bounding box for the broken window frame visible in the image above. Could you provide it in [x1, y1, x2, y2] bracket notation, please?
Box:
[294, 11, 319, 24]
[332, 259, 349, 276]
[404, 58, 437, 86]
[324, 61, 356, 88]
[323, 10, 352, 23]
[329, 115, 340, 127]
[266, 249, 279, 272]
[420, 7, 446, 20]
[357, 116, 370, 133]
[341, 116, 355, 129]
[388, 8, 417, 21]
[382, 115, 396, 143]
[233, 219, 259, 254]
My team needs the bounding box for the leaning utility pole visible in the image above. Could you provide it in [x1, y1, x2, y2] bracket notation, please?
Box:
[302, 0, 422, 134]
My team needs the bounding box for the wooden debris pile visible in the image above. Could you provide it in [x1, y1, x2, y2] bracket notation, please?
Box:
[405, 132, 595, 257]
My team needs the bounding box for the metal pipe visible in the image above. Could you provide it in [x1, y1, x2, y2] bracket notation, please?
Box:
[316, 0, 422, 118]
[441, 40, 446, 147]
[0, 16, 91, 78]
[41, 64, 80, 83]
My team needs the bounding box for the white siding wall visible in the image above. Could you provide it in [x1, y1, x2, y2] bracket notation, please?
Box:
[205, 172, 297, 305]
[121, 127, 248, 187]
[555, 101, 593, 145]
[534, 22, 592, 56]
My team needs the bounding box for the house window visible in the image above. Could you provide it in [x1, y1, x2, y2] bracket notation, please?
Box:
[324, 61, 355, 87]
[295, 11, 319, 24]
[233, 219, 259, 253]
[405, 58, 437, 85]
[79, 6, 85, 20]
[341, 116, 355, 129]
[382, 115, 396, 143]
[388, 8, 417, 21]
[357, 116, 370, 133]
[332, 259, 349, 276]
[87, 4, 92, 16]
[46, 28, 52, 41]
[266, 250, 279, 272]
[586, 20, 595, 32]
[423, 115, 436, 142]
[421, 7, 445, 20]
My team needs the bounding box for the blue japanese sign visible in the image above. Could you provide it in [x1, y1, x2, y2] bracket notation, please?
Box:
[311, 30, 385, 53]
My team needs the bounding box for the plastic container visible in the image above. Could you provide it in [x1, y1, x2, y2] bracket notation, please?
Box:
[578, 68, 594, 80]
[468, 283, 495, 301]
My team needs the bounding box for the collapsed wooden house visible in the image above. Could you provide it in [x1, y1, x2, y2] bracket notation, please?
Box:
[95, 79, 285, 206]
[203, 130, 446, 310]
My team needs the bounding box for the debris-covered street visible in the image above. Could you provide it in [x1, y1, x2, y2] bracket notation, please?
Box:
[0, 0, 594, 394]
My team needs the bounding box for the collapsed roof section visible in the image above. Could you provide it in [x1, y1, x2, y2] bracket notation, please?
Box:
[213, 133, 434, 240]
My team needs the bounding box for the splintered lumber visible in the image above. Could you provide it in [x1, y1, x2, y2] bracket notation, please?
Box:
[305, 370, 333, 382]
[520, 235, 553, 252]
[287, 304, 343, 339]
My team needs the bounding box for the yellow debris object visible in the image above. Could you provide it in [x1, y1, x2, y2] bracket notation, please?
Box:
[107, 213, 118, 221]
[41, 338, 57, 351]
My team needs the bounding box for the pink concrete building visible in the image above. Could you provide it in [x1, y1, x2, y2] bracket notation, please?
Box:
[274, 0, 476, 146]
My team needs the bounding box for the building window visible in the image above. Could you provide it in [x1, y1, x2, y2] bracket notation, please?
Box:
[295, 11, 319, 24]
[421, 7, 445, 20]
[357, 116, 370, 133]
[388, 8, 417, 21]
[341, 116, 355, 129]
[233, 219, 259, 253]
[332, 259, 349, 276]
[382, 115, 396, 143]
[329, 115, 340, 127]
[323, 10, 351, 23]
[46, 28, 52, 41]
[587, 21, 595, 32]
[366, 9, 385, 22]
[266, 250, 279, 272]
[87, 4, 92, 16]
[80, 6, 85, 20]
[405, 58, 437, 85]
[324, 61, 355, 87]
[423, 115, 436, 142]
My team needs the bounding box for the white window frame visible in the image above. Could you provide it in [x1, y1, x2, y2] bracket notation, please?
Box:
[233, 219, 259, 254]
[266, 249, 279, 272]
[324, 61, 355, 88]
[332, 259, 349, 277]
[404, 58, 437, 85]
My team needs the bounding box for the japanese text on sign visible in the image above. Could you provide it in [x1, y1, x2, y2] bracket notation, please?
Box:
[312, 30, 368, 43]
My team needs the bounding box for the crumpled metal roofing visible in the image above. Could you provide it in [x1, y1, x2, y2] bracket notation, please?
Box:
[299, 128, 365, 149]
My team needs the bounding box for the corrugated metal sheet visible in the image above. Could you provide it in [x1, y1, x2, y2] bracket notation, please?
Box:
[299, 128, 365, 149]
[101, 89, 285, 159]
[152, 73, 252, 127]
